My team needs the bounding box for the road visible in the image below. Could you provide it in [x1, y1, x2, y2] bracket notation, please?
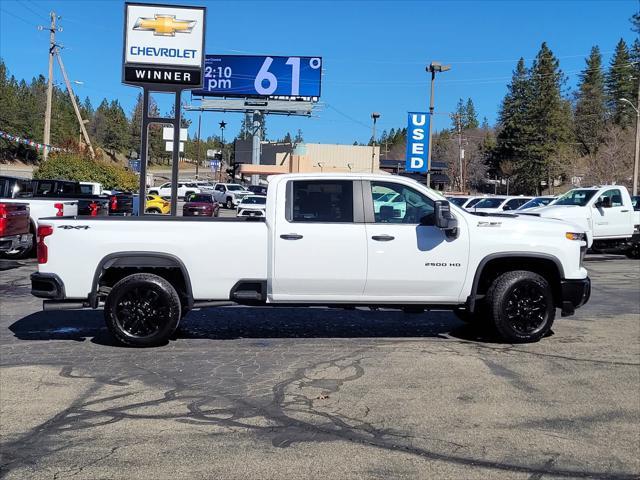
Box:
[0, 255, 638, 479]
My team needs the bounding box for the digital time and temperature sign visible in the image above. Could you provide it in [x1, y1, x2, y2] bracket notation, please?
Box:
[193, 55, 322, 98]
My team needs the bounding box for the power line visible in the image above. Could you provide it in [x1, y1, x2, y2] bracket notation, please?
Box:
[0, 7, 37, 27]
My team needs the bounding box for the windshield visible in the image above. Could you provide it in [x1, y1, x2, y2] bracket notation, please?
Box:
[518, 197, 554, 209]
[227, 185, 245, 191]
[188, 194, 213, 203]
[447, 197, 469, 207]
[242, 196, 266, 205]
[474, 198, 505, 209]
[554, 189, 598, 206]
[466, 198, 484, 208]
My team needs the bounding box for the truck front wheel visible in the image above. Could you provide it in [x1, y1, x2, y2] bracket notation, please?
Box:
[104, 273, 181, 347]
[226, 197, 233, 209]
[486, 270, 555, 343]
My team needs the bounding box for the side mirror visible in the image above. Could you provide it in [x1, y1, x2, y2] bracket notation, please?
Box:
[430, 200, 459, 237]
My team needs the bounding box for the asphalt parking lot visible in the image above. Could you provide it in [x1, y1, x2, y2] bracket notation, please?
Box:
[0, 255, 638, 479]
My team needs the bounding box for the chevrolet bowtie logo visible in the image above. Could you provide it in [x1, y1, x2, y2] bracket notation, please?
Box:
[133, 14, 196, 36]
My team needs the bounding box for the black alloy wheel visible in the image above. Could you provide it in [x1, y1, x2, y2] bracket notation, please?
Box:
[226, 198, 233, 209]
[487, 270, 555, 343]
[105, 273, 181, 347]
[503, 282, 548, 336]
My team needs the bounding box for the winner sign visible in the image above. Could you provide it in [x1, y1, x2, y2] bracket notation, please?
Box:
[405, 112, 430, 173]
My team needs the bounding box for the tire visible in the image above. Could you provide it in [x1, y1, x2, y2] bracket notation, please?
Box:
[486, 270, 555, 343]
[145, 208, 161, 214]
[226, 197, 233, 209]
[104, 273, 181, 347]
[213, 206, 220, 217]
[626, 242, 640, 259]
[184, 191, 195, 199]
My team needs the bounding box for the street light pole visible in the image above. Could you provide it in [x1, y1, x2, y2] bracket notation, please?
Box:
[426, 62, 451, 188]
[620, 93, 639, 196]
[371, 112, 380, 173]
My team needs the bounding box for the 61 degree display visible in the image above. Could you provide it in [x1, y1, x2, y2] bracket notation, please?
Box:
[194, 55, 322, 98]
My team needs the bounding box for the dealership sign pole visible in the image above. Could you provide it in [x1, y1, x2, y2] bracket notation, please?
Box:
[123, 2, 205, 216]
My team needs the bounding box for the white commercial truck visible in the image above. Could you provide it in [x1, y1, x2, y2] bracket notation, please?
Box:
[31, 174, 591, 347]
[527, 185, 640, 258]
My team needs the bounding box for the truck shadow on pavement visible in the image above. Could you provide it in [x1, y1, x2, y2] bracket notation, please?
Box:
[8, 306, 502, 346]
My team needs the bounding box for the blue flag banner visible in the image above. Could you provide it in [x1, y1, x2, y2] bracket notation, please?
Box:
[405, 112, 430, 173]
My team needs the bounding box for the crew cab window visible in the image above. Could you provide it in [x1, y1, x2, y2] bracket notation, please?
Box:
[215, 185, 225, 192]
[370, 181, 433, 224]
[79, 184, 94, 194]
[504, 198, 528, 210]
[36, 182, 54, 195]
[58, 182, 77, 194]
[289, 180, 353, 223]
[599, 189, 623, 207]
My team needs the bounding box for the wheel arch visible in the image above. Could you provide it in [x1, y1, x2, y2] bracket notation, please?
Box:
[90, 252, 193, 309]
[467, 252, 564, 313]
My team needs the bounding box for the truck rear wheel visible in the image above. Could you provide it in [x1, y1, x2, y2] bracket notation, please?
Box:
[226, 197, 233, 209]
[486, 270, 555, 343]
[626, 242, 640, 259]
[104, 273, 181, 347]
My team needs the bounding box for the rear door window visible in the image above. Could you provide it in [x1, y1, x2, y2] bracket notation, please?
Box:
[288, 180, 354, 223]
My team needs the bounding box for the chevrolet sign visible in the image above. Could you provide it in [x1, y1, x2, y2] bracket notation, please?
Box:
[123, 3, 205, 88]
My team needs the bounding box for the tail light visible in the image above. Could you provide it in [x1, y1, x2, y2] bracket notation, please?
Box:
[109, 195, 118, 212]
[54, 203, 64, 217]
[0, 204, 6, 236]
[89, 202, 99, 216]
[37, 225, 54, 264]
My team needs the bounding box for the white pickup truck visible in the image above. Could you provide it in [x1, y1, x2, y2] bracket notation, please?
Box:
[212, 183, 252, 209]
[527, 185, 640, 258]
[31, 173, 591, 347]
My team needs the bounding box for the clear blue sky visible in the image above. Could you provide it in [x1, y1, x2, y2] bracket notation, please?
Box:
[1, 0, 638, 148]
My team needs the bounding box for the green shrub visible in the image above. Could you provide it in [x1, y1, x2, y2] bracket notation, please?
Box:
[33, 153, 138, 192]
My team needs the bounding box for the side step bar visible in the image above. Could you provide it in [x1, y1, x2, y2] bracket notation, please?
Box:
[43, 300, 89, 311]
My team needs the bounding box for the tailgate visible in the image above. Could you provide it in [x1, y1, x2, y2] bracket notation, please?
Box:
[0, 203, 30, 237]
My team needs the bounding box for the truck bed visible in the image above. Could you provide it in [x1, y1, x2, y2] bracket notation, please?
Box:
[37, 216, 268, 299]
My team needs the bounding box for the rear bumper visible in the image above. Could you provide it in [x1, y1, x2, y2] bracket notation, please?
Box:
[31, 272, 66, 299]
[560, 277, 591, 316]
[0, 233, 32, 253]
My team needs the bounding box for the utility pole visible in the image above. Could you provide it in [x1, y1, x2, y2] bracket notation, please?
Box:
[195, 112, 202, 179]
[620, 89, 640, 195]
[370, 112, 380, 172]
[41, 12, 57, 161]
[219, 120, 226, 183]
[426, 62, 451, 188]
[56, 50, 95, 158]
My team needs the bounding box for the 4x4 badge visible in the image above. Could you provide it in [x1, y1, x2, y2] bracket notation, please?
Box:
[58, 225, 90, 230]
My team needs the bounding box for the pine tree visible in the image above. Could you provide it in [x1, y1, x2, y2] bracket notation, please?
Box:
[294, 129, 303, 144]
[465, 98, 479, 129]
[451, 98, 465, 131]
[575, 46, 606, 155]
[494, 58, 534, 181]
[526, 42, 573, 194]
[606, 39, 635, 127]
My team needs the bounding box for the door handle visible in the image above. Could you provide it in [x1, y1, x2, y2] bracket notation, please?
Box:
[371, 235, 395, 241]
[280, 233, 303, 240]
[621, 209, 629, 212]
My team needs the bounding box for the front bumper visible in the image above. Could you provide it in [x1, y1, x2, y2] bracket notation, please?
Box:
[560, 277, 591, 316]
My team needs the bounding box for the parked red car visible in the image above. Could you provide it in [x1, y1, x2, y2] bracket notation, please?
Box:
[182, 194, 220, 217]
[0, 202, 32, 254]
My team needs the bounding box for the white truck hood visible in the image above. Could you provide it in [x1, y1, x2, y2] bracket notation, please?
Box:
[517, 205, 591, 244]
